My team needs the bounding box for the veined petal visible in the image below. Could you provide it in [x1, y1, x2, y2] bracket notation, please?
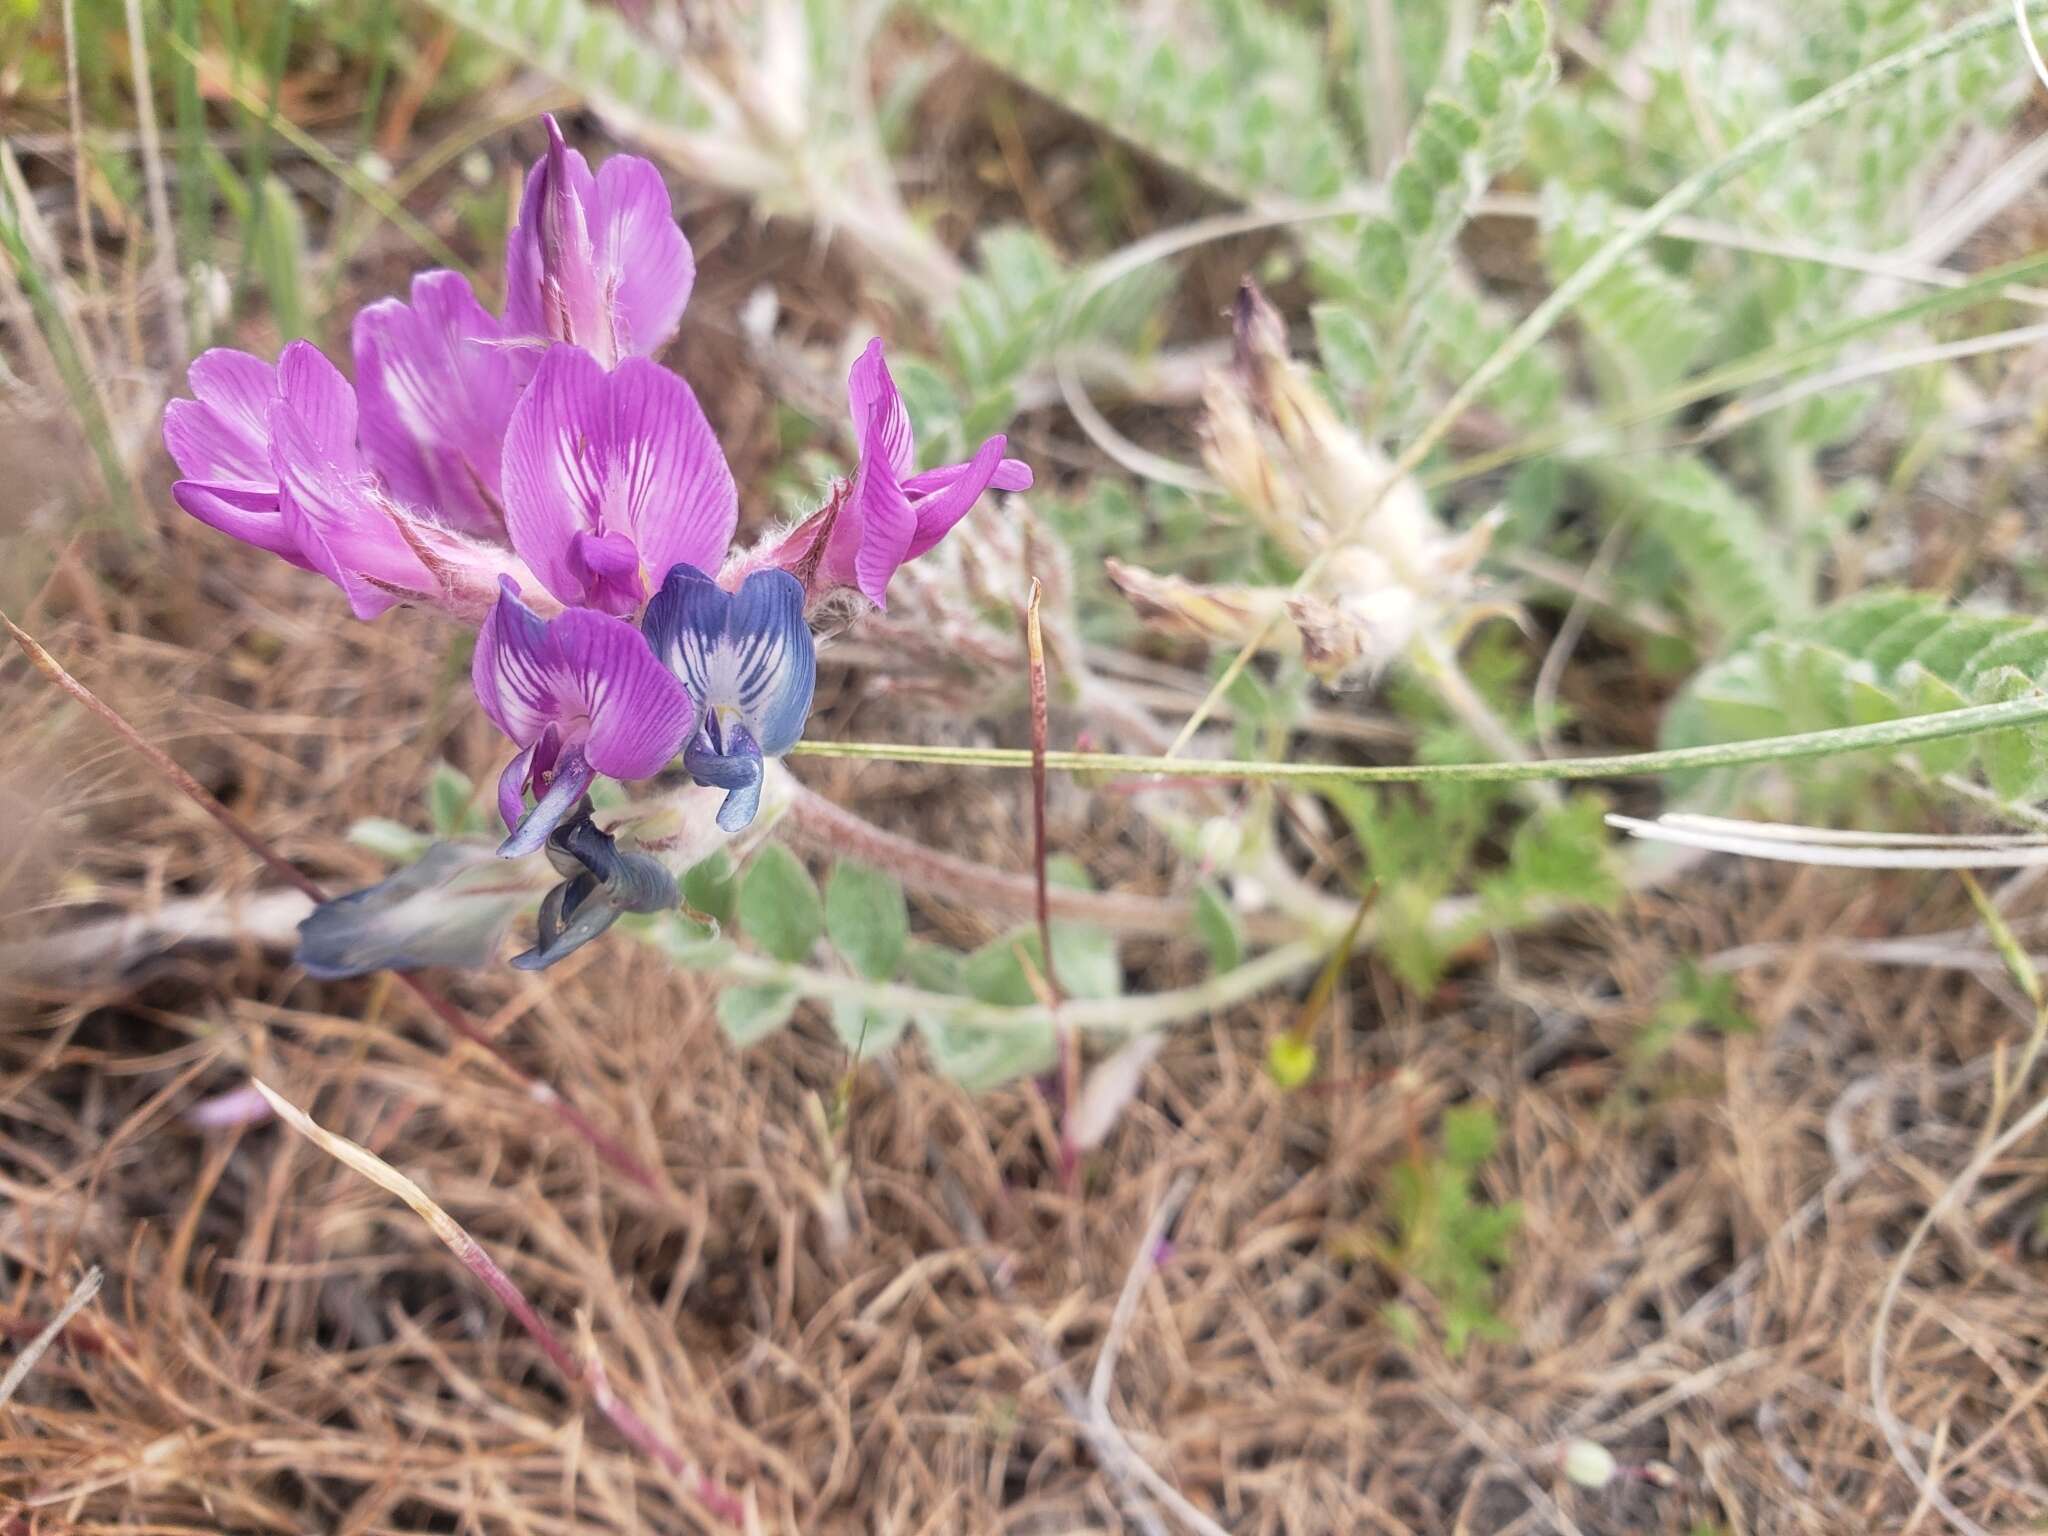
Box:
[989, 456, 1034, 493]
[353, 270, 530, 536]
[848, 338, 913, 480]
[847, 435, 917, 609]
[269, 363, 432, 620]
[164, 349, 275, 482]
[472, 578, 561, 744]
[643, 565, 815, 755]
[549, 604, 698, 779]
[164, 347, 294, 556]
[501, 345, 736, 614]
[501, 345, 610, 607]
[473, 579, 695, 849]
[499, 745, 594, 857]
[275, 340, 358, 456]
[170, 474, 306, 562]
[900, 433, 1008, 561]
[592, 153, 693, 360]
[497, 738, 543, 831]
[606, 356, 736, 596]
[903, 446, 1034, 499]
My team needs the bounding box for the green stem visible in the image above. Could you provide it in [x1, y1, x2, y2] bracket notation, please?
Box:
[1410, 628, 1558, 808]
[791, 694, 2048, 786]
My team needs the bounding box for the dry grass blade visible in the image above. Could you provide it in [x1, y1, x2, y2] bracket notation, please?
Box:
[247, 1079, 749, 1527]
[0, 1267, 103, 1410]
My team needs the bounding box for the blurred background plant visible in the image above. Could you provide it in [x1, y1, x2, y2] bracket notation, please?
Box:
[7, 0, 2048, 1530]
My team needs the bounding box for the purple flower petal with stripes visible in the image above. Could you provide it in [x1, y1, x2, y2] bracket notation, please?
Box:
[755, 339, 1033, 609]
[504, 115, 694, 367]
[166, 340, 479, 618]
[643, 564, 815, 831]
[502, 345, 737, 616]
[473, 577, 696, 854]
[353, 270, 534, 537]
[164, 348, 303, 562]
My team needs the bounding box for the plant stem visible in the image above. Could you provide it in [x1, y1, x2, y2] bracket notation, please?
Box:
[789, 693, 2048, 786]
[1410, 627, 1559, 808]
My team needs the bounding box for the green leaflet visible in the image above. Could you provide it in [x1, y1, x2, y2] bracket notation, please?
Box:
[1539, 187, 1708, 396]
[1668, 590, 2048, 810]
[1317, 0, 1555, 426]
[1590, 457, 1801, 646]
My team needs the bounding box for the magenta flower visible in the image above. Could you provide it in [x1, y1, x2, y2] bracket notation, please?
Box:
[352, 270, 534, 537]
[504, 114, 695, 367]
[164, 341, 524, 620]
[503, 344, 737, 618]
[472, 577, 697, 855]
[643, 565, 816, 831]
[760, 339, 1033, 608]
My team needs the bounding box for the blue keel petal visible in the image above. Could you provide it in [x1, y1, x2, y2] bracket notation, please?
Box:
[684, 721, 766, 831]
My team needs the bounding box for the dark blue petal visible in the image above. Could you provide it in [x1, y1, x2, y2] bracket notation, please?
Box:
[644, 565, 815, 756]
[642, 561, 725, 692]
[725, 569, 815, 754]
[685, 720, 765, 831]
[510, 813, 680, 970]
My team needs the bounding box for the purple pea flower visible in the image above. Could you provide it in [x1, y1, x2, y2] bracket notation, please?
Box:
[643, 565, 816, 831]
[758, 339, 1033, 609]
[503, 344, 737, 617]
[504, 114, 695, 367]
[164, 341, 526, 620]
[352, 270, 535, 537]
[472, 577, 697, 855]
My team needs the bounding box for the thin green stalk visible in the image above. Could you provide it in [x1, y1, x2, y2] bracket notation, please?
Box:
[789, 693, 2048, 785]
[0, 144, 131, 513]
[231, 0, 294, 303]
[356, 0, 399, 148]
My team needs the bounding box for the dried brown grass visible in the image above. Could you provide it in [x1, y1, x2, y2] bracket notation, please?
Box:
[5, 68, 2048, 1536]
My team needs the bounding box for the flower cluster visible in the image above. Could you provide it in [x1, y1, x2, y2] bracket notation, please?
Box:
[165, 115, 1030, 968]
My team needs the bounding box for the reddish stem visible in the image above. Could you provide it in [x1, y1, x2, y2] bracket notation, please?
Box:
[450, 1230, 747, 1524]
